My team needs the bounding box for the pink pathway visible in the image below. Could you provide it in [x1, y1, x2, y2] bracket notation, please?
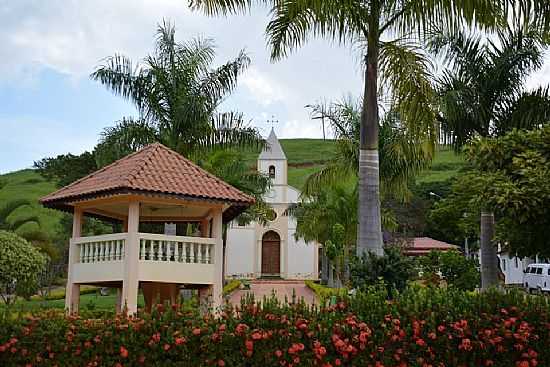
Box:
[227, 280, 318, 306]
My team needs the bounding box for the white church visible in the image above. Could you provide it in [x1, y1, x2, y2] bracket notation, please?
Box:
[225, 129, 319, 280]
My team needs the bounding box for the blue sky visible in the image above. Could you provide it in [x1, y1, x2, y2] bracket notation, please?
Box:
[1, 1, 549, 174]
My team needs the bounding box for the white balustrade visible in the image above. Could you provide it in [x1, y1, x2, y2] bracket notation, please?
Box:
[72, 233, 127, 263]
[138, 233, 215, 265]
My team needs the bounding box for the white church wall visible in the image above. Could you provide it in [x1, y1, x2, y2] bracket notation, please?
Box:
[287, 186, 300, 203]
[226, 226, 256, 279]
[286, 236, 318, 279]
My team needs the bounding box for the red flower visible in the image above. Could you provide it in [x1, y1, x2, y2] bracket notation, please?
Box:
[416, 339, 426, 347]
[192, 328, 201, 336]
[245, 340, 254, 351]
[175, 337, 186, 345]
[275, 350, 283, 358]
[163, 343, 171, 351]
[120, 346, 129, 358]
[218, 360, 225, 366]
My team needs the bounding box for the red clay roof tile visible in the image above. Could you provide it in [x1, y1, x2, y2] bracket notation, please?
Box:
[40, 143, 255, 206]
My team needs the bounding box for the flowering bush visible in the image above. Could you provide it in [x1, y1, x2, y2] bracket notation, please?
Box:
[1, 287, 549, 366]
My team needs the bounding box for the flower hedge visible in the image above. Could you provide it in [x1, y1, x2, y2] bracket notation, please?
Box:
[1, 287, 549, 366]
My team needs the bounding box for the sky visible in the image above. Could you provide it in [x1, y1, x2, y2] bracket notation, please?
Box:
[1, 1, 549, 174]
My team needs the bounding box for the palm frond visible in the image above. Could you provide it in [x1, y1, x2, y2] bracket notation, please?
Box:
[94, 118, 159, 167]
[188, 0, 273, 16]
[9, 216, 40, 232]
[200, 49, 250, 107]
[0, 199, 31, 225]
[90, 55, 150, 114]
[266, 0, 367, 60]
[379, 39, 437, 148]
[497, 87, 550, 134]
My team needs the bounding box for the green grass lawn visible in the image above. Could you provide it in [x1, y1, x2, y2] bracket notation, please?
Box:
[417, 148, 465, 184]
[2, 291, 145, 314]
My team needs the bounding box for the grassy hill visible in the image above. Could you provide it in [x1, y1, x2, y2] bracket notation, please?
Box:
[0, 169, 63, 239]
[0, 140, 464, 240]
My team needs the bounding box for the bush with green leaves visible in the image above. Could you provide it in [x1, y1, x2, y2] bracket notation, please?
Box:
[350, 246, 416, 296]
[420, 250, 480, 291]
[0, 230, 47, 305]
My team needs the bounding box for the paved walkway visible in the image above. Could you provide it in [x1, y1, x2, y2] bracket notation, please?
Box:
[227, 280, 317, 306]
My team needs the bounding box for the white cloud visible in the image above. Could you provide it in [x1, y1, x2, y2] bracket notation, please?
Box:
[0, 0, 361, 155]
[240, 67, 289, 106]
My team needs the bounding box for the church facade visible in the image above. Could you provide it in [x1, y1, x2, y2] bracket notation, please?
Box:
[225, 129, 319, 280]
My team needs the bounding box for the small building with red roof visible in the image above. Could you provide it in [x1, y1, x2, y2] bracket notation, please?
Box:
[402, 237, 460, 257]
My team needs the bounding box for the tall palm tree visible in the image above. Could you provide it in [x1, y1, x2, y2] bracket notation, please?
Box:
[189, 0, 514, 257]
[430, 24, 550, 288]
[91, 21, 263, 165]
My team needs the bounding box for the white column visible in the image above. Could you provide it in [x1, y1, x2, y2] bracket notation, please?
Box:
[211, 207, 223, 311]
[122, 201, 140, 315]
[65, 208, 82, 314]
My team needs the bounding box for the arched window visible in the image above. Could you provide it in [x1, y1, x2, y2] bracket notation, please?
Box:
[268, 165, 276, 179]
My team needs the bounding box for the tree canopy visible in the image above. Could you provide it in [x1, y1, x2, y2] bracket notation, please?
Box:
[91, 21, 263, 164]
[0, 230, 47, 305]
[431, 127, 550, 258]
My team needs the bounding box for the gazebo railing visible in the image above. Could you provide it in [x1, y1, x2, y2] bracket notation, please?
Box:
[138, 233, 215, 264]
[72, 233, 216, 266]
[73, 233, 127, 263]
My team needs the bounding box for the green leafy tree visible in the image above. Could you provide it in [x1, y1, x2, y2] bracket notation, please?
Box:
[0, 230, 47, 305]
[34, 152, 97, 187]
[189, 0, 512, 257]
[464, 128, 550, 259]
[431, 21, 550, 288]
[420, 250, 480, 291]
[91, 22, 262, 165]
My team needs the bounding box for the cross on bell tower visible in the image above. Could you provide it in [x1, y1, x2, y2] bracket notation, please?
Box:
[267, 115, 279, 130]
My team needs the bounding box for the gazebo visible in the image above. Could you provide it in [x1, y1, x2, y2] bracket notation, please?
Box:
[40, 143, 254, 314]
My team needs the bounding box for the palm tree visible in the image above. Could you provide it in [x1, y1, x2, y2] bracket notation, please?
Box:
[0, 199, 40, 233]
[304, 98, 432, 203]
[430, 24, 550, 288]
[289, 183, 359, 287]
[91, 21, 263, 165]
[189, 0, 515, 257]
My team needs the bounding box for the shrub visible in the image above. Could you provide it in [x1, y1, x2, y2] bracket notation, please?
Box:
[223, 280, 242, 295]
[0, 231, 47, 305]
[304, 280, 347, 305]
[350, 246, 416, 296]
[0, 287, 549, 366]
[420, 250, 480, 291]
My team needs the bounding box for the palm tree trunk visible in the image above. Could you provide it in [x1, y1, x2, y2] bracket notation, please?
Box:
[480, 211, 498, 289]
[357, 14, 383, 257]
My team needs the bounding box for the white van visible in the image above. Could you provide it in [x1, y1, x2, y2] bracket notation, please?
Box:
[523, 264, 550, 293]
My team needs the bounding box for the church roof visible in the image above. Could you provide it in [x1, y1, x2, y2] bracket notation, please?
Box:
[259, 128, 286, 160]
[40, 143, 254, 221]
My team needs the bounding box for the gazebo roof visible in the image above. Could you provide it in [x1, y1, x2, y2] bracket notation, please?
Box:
[40, 143, 254, 221]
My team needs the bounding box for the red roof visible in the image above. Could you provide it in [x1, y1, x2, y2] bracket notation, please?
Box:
[40, 143, 254, 219]
[402, 237, 459, 256]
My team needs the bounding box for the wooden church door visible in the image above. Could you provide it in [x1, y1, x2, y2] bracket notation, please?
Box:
[261, 231, 281, 276]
